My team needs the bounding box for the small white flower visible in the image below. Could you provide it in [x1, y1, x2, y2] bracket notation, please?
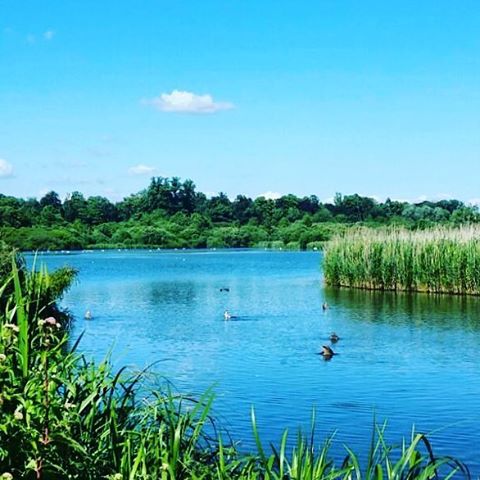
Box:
[13, 407, 23, 421]
[3, 324, 19, 333]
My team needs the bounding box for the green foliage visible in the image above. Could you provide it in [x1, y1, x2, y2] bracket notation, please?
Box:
[0, 241, 17, 282]
[1, 178, 479, 252]
[324, 226, 480, 295]
[1, 227, 85, 251]
[0, 262, 468, 478]
[0, 245, 76, 330]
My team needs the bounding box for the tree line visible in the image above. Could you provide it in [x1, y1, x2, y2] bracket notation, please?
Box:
[0, 176, 478, 250]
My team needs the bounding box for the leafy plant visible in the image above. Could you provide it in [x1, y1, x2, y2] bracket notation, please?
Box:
[324, 226, 480, 295]
[0, 257, 470, 479]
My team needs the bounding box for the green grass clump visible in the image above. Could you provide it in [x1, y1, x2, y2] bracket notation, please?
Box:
[324, 226, 480, 295]
[0, 255, 470, 478]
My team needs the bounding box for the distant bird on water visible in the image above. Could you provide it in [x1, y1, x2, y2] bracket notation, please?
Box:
[84, 310, 92, 320]
[320, 345, 335, 358]
[220, 287, 230, 292]
[322, 302, 329, 311]
[330, 332, 340, 343]
[224, 310, 232, 321]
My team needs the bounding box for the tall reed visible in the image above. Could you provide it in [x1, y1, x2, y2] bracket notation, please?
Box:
[324, 226, 480, 295]
[0, 257, 470, 478]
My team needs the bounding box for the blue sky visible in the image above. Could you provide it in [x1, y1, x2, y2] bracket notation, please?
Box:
[0, 1, 479, 203]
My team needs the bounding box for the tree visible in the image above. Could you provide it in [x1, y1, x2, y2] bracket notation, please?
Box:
[63, 192, 87, 222]
[299, 195, 320, 214]
[232, 195, 253, 224]
[40, 191, 62, 210]
[145, 177, 171, 212]
[39, 206, 64, 226]
[207, 193, 234, 223]
[179, 179, 197, 213]
[250, 197, 276, 229]
[84, 196, 117, 225]
[333, 194, 377, 221]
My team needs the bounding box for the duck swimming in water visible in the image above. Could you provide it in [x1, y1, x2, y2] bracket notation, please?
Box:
[224, 310, 232, 321]
[320, 345, 335, 357]
[330, 332, 340, 343]
[322, 302, 329, 311]
[220, 287, 230, 292]
[84, 310, 92, 320]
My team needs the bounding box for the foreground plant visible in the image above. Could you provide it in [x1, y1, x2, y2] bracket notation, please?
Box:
[0, 256, 470, 479]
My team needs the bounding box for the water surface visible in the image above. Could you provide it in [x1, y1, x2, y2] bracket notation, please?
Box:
[32, 250, 480, 473]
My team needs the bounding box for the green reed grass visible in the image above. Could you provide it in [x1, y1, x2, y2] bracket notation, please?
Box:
[324, 226, 480, 295]
[0, 257, 470, 478]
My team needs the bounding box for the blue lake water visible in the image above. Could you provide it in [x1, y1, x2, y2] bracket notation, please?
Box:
[30, 249, 480, 473]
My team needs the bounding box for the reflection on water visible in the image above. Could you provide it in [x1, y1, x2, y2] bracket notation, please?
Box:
[148, 282, 198, 305]
[28, 250, 480, 473]
[325, 287, 480, 331]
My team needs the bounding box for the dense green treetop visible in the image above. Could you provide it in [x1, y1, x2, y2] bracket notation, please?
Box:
[0, 177, 478, 251]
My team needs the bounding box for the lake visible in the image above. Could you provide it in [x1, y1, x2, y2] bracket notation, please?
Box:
[31, 249, 480, 473]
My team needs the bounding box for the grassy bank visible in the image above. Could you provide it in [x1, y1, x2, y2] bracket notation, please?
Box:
[0, 253, 468, 478]
[324, 226, 480, 295]
[0, 222, 339, 252]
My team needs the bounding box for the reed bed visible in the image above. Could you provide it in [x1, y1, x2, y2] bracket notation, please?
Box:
[0, 258, 469, 478]
[324, 226, 480, 295]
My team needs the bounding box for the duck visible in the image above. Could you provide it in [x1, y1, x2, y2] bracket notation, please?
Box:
[224, 310, 232, 321]
[320, 345, 335, 357]
[84, 310, 92, 320]
[330, 332, 340, 343]
[322, 302, 329, 311]
[220, 287, 230, 292]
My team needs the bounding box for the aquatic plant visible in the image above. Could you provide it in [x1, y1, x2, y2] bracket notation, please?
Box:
[0, 257, 469, 478]
[324, 226, 480, 295]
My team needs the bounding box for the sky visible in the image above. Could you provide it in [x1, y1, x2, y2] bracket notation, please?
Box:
[0, 1, 479, 203]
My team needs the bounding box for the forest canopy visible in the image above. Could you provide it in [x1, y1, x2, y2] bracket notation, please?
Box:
[1, 176, 478, 251]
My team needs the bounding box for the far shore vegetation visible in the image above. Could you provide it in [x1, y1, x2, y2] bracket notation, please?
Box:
[1, 176, 479, 251]
[0, 243, 469, 478]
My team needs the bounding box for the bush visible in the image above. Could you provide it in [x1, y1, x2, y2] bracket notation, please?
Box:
[0, 260, 468, 478]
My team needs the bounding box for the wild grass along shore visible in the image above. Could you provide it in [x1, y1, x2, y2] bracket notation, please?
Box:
[324, 226, 480, 295]
[0, 246, 469, 478]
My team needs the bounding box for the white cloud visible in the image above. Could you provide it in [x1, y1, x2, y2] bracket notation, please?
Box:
[0, 159, 13, 178]
[143, 90, 234, 114]
[433, 193, 453, 200]
[128, 164, 157, 176]
[44, 30, 55, 40]
[259, 191, 282, 200]
[468, 198, 480, 206]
